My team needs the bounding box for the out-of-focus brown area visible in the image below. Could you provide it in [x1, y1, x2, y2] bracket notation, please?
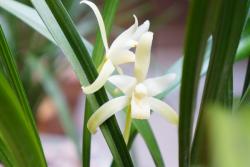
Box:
[37, 66, 81, 134]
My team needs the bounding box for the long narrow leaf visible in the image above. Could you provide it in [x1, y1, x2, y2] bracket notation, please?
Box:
[111, 126, 138, 167]
[133, 120, 165, 166]
[92, 0, 119, 67]
[82, 98, 92, 167]
[239, 58, 250, 107]
[0, 26, 46, 163]
[179, 1, 219, 166]
[0, 0, 93, 52]
[242, 58, 250, 96]
[31, 0, 133, 166]
[0, 0, 55, 43]
[83, 1, 119, 166]
[61, 0, 74, 11]
[110, 119, 164, 167]
[0, 138, 13, 167]
[240, 85, 250, 107]
[0, 73, 47, 167]
[191, 0, 250, 165]
[27, 56, 80, 154]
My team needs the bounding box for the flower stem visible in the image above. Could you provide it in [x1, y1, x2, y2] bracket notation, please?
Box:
[123, 106, 132, 144]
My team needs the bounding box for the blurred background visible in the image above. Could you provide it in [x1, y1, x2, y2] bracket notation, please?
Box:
[0, 0, 248, 166]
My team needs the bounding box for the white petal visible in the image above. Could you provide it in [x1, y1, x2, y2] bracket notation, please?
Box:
[87, 96, 130, 133]
[80, 0, 109, 51]
[109, 15, 138, 51]
[143, 73, 176, 97]
[109, 50, 135, 65]
[131, 95, 150, 119]
[82, 59, 115, 94]
[115, 65, 124, 75]
[108, 75, 137, 95]
[134, 32, 153, 82]
[132, 20, 150, 41]
[148, 97, 178, 124]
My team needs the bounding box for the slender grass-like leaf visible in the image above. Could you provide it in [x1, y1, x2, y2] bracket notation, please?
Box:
[0, 138, 13, 167]
[158, 38, 212, 99]
[236, 36, 250, 61]
[110, 120, 165, 167]
[242, 58, 250, 97]
[61, 0, 74, 11]
[31, 0, 133, 166]
[191, 0, 249, 165]
[0, 26, 46, 163]
[0, 0, 55, 43]
[0, 26, 35, 131]
[0, 0, 93, 52]
[82, 1, 119, 166]
[27, 56, 80, 154]
[92, 0, 119, 67]
[132, 120, 164, 166]
[179, 1, 219, 166]
[126, 125, 138, 151]
[239, 58, 250, 107]
[0, 73, 47, 167]
[82, 98, 92, 167]
[159, 35, 250, 100]
[109, 118, 164, 167]
[111, 126, 138, 167]
[240, 85, 250, 107]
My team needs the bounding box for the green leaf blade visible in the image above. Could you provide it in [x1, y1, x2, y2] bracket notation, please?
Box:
[179, 1, 218, 166]
[0, 26, 46, 165]
[133, 120, 165, 167]
[0, 0, 55, 43]
[83, 1, 119, 166]
[82, 98, 92, 167]
[0, 73, 47, 167]
[191, 0, 250, 165]
[31, 0, 133, 166]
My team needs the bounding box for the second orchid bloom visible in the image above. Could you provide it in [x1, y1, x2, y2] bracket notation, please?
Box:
[81, 0, 179, 134]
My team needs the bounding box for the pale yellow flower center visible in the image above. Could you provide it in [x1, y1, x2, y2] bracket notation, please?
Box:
[134, 83, 148, 99]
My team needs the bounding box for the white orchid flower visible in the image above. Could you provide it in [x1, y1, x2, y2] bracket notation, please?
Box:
[80, 0, 150, 94]
[87, 32, 178, 134]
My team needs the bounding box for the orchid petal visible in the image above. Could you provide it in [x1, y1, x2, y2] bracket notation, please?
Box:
[82, 59, 115, 94]
[148, 97, 178, 124]
[87, 96, 130, 133]
[109, 15, 138, 51]
[143, 73, 176, 97]
[80, 0, 109, 52]
[131, 95, 150, 119]
[134, 32, 153, 82]
[109, 50, 135, 65]
[132, 20, 150, 41]
[115, 65, 124, 75]
[108, 75, 137, 95]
